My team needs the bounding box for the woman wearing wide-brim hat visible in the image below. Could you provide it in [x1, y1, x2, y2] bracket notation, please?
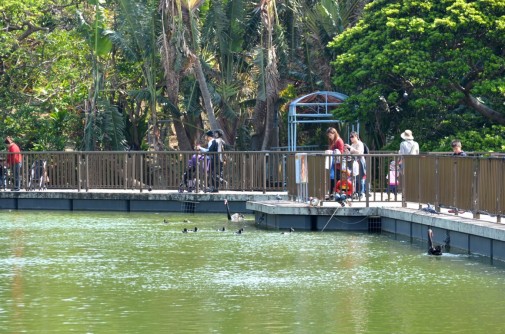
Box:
[399, 130, 419, 155]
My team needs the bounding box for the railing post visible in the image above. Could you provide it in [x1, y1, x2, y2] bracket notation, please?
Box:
[263, 153, 267, 194]
[401, 154, 406, 208]
[282, 154, 287, 192]
[434, 157, 439, 210]
[124, 153, 128, 190]
[472, 157, 480, 219]
[242, 154, 246, 191]
[77, 153, 81, 192]
[140, 154, 143, 193]
[365, 154, 370, 207]
[195, 153, 200, 193]
[85, 153, 89, 192]
[452, 157, 458, 215]
[497, 158, 503, 223]
[418, 156, 421, 209]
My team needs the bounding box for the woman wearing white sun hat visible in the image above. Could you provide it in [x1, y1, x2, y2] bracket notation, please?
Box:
[398, 129, 419, 155]
[398, 130, 419, 181]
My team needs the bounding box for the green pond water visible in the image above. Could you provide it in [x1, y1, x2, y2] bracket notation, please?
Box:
[1, 210, 505, 334]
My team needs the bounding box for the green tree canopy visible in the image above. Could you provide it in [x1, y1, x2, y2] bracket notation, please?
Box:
[0, 0, 87, 150]
[328, 0, 505, 151]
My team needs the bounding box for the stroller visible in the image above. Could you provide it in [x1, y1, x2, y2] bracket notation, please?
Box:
[28, 159, 48, 191]
[178, 154, 209, 193]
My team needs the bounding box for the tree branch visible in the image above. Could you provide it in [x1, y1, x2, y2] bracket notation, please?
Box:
[453, 83, 505, 125]
[17, 22, 50, 41]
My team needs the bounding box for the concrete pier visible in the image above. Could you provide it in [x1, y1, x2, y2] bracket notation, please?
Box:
[0, 189, 288, 213]
[247, 200, 505, 263]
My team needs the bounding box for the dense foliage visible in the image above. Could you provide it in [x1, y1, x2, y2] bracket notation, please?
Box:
[0, 0, 87, 150]
[329, 0, 505, 152]
[0, 0, 503, 152]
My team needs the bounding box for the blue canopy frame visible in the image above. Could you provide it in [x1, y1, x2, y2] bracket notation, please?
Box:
[287, 91, 356, 151]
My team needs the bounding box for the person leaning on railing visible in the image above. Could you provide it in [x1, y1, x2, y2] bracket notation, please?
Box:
[4, 136, 22, 191]
[451, 139, 467, 156]
[398, 129, 419, 175]
[344, 131, 366, 198]
[196, 129, 225, 193]
[326, 127, 344, 198]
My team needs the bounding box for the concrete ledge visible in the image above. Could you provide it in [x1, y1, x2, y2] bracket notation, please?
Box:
[378, 207, 505, 242]
[247, 200, 378, 216]
[247, 200, 505, 263]
[0, 190, 288, 213]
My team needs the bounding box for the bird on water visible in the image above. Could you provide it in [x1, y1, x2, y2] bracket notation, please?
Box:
[224, 199, 245, 222]
[281, 227, 295, 234]
[428, 228, 442, 256]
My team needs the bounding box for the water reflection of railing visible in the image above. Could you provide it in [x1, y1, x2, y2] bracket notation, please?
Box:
[0, 151, 503, 221]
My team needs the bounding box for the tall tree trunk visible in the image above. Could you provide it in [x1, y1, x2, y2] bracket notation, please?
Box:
[190, 52, 219, 131]
[160, 0, 218, 150]
[160, 0, 192, 151]
[251, 99, 267, 150]
[261, 48, 279, 151]
[257, 0, 279, 151]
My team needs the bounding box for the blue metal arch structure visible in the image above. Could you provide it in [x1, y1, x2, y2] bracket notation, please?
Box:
[287, 91, 350, 151]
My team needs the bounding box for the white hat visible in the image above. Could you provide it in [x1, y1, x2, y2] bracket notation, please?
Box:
[401, 130, 414, 140]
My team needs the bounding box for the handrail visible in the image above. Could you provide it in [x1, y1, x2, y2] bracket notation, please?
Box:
[0, 151, 503, 221]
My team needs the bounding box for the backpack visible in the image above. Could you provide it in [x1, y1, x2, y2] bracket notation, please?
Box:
[363, 143, 369, 154]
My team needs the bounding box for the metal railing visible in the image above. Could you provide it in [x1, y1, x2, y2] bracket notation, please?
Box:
[0, 151, 288, 193]
[0, 151, 503, 221]
[402, 155, 505, 222]
[0, 151, 402, 200]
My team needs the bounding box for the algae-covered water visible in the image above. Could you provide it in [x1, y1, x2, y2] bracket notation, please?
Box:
[0, 210, 504, 333]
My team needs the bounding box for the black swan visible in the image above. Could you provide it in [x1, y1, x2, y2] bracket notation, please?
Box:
[428, 228, 442, 255]
[224, 199, 245, 222]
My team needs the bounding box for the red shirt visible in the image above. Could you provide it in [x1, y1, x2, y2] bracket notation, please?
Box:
[335, 179, 353, 196]
[330, 137, 345, 169]
[7, 143, 22, 166]
[329, 137, 344, 153]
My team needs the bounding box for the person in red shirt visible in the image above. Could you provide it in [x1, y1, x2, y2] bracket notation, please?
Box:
[334, 169, 353, 206]
[5, 137, 22, 191]
[326, 127, 345, 197]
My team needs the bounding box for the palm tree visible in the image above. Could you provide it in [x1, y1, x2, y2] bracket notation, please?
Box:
[112, 0, 163, 150]
[249, 0, 369, 150]
[250, 0, 280, 151]
[79, 1, 127, 151]
[198, 0, 255, 146]
[160, 0, 219, 146]
[157, 0, 369, 151]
